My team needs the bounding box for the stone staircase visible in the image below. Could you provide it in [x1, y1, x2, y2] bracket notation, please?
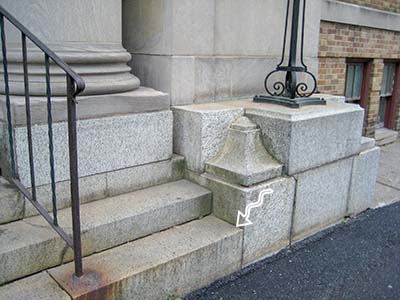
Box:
[0, 172, 241, 299]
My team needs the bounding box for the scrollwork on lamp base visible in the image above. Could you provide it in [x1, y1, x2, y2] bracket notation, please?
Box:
[254, 0, 326, 108]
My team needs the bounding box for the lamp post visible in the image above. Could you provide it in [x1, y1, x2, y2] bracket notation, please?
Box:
[254, 0, 326, 108]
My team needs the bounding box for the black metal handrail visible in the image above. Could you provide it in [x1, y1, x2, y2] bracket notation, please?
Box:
[0, 5, 85, 277]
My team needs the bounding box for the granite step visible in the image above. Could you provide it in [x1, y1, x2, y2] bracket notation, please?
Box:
[0, 217, 242, 300]
[375, 128, 398, 146]
[0, 179, 211, 285]
[0, 176, 24, 225]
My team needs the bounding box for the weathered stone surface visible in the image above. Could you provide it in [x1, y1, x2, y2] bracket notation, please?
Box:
[1, 0, 140, 97]
[0, 121, 13, 179]
[123, 0, 215, 56]
[348, 147, 380, 215]
[130, 54, 318, 106]
[107, 154, 185, 196]
[0, 272, 71, 300]
[0, 177, 24, 224]
[224, 99, 364, 175]
[24, 155, 185, 217]
[206, 116, 282, 186]
[173, 104, 243, 172]
[124, 0, 320, 105]
[292, 158, 353, 240]
[13, 111, 173, 186]
[49, 216, 242, 300]
[359, 136, 376, 152]
[205, 174, 295, 265]
[0, 180, 211, 285]
[215, 0, 321, 57]
[0, 218, 65, 285]
[0, 87, 169, 126]
[24, 173, 108, 218]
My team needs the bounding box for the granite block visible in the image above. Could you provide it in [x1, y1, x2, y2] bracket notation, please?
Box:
[292, 158, 353, 240]
[223, 99, 364, 175]
[0, 177, 24, 224]
[173, 104, 243, 172]
[348, 147, 380, 215]
[205, 174, 295, 265]
[13, 111, 173, 186]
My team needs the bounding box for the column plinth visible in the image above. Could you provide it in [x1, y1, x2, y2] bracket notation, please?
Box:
[1, 0, 140, 96]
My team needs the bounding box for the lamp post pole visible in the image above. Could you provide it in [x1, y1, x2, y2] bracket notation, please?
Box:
[285, 0, 301, 99]
[254, 0, 326, 108]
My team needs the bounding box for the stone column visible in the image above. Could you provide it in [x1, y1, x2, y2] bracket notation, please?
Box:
[1, 0, 140, 96]
[0, 0, 171, 206]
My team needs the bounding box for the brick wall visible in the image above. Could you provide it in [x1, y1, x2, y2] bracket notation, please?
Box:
[340, 0, 400, 13]
[318, 21, 400, 136]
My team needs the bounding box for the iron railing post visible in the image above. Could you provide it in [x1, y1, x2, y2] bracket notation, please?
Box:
[0, 14, 16, 177]
[67, 75, 83, 277]
[21, 32, 37, 201]
[1, 5, 85, 278]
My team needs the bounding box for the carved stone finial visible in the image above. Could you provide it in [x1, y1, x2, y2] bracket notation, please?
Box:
[205, 116, 282, 187]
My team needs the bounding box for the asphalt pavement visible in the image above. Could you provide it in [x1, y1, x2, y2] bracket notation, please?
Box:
[187, 201, 400, 300]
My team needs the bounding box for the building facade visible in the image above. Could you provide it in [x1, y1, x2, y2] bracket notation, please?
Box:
[121, 0, 400, 141]
[318, 0, 400, 140]
[0, 0, 390, 299]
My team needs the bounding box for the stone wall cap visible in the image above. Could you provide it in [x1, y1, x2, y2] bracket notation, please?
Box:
[221, 99, 364, 122]
[172, 103, 245, 113]
[230, 116, 258, 131]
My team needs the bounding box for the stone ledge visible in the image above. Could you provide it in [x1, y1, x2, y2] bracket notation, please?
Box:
[0, 87, 169, 126]
[322, 0, 400, 32]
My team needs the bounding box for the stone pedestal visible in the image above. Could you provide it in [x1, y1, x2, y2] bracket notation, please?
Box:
[174, 97, 380, 264]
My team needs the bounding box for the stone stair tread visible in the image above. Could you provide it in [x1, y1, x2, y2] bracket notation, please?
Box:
[0, 176, 24, 225]
[49, 216, 242, 300]
[0, 272, 71, 300]
[0, 180, 212, 285]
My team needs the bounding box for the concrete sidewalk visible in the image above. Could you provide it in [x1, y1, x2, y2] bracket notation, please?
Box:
[375, 141, 400, 207]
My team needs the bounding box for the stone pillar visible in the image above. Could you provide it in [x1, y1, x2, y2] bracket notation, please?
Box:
[1, 0, 140, 96]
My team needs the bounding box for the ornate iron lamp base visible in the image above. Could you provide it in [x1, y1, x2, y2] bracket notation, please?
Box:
[254, 95, 326, 108]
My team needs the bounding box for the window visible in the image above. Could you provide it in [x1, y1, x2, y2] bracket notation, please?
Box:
[345, 63, 364, 103]
[378, 63, 396, 128]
